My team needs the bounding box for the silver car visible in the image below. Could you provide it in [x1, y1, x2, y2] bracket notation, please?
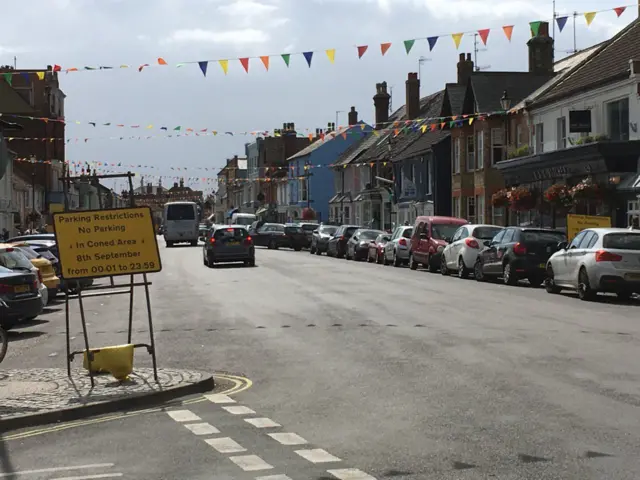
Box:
[546, 227, 640, 301]
[383, 226, 413, 267]
[310, 225, 338, 255]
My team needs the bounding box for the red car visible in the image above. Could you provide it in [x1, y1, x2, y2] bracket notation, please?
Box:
[409, 216, 468, 272]
[367, 233, 391, 264]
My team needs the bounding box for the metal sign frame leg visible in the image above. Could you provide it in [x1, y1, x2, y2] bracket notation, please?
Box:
[143, 273, 159, 382]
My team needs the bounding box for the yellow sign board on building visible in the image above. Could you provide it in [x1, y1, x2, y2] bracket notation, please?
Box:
[53, 207, 162, 279]
[566, 214, 611, 242]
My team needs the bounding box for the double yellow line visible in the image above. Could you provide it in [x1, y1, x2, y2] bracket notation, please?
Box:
[2, 373, 252, 441]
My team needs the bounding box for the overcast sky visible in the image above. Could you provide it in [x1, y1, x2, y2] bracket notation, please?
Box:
[1, 0, 633, 195]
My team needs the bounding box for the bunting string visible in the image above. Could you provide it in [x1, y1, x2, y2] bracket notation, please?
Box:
[2, 5, 629, 79]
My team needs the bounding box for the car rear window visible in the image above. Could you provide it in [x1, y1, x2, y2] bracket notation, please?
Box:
[166, 204, 196, 221]
[402, 228, 413, 238]
[300, 224, 317, 232]
[319, 226, 337, 235]
[345, 227, 359, 237]
[214, 228, 247, 240]
[522, 230, 566, 243]
[359, 230, 381, 240]
[35, 249, 57, 262]
[603, 233, 640, 250]
[285, 227, 303, 234]
[473, 226, 503, 240]
[0, 249, 33, 270]
[14, 246, 39, 260]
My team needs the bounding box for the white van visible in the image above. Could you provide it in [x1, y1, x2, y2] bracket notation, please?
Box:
[163, 201, 199, 247]
[231, 213, 257, 228]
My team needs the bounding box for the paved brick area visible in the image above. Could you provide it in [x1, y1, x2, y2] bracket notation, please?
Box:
[0, 368, 211, 418]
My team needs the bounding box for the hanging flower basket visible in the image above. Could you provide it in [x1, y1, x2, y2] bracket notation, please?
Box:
[543, 183, 573, 209]
[491, 189, 510, 208]
[570, 177, 601, 201]
[508, 186, 536, 212]
[301, 207, 316, 220]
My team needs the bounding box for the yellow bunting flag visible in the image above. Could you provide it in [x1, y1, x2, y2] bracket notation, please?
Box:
[584, 12, 596, 26]
[452, 33, 464, 49]
[146, 125, 153, 129]
[326, 49, 336, 64]
[36, 72, 44, 80]
[219, 60, 229, 74]
[469, 118, 474, 125]
[260, 56, 270, 71]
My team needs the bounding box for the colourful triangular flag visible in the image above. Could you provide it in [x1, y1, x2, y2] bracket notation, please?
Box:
[403, 39, 415, 54]
[427, 36, 438, 51]
[239, 57, 249, 73]
[198, 61, 208, 77]
[260, 56, 270, 70]
[303, 51, 313, 67]
[326, 49, 336, 64]
[357, 45, 368, 59]
[614, 6, 626, 17]
[380, 42, 391, 55]
[584, 12, 596, 26]
[219, 59, 229, 74]
[281, 54, 291, 67]
[157, 57, 168, 65]
[452, 33, 464, 49]
[530, 20, 542, 37]
[478, 29, 490, 45]
[3, 73, 11, 86]
[503, 25, 514, 41]
[556, 16, 568, 32]
[36, 72, 44, 80]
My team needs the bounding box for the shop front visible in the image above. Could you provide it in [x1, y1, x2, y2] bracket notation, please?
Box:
[495, 141, 640, 229]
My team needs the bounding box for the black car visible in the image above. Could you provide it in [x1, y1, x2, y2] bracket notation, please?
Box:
[297, 223, 319, 248]
[203, 226, 255, 267]
[310, 225, 338, 255]
[474, 227, 567, 286]
[346, 229, 385, 261]
[326, 225, 359, 258]
[0, 266, 43, 329]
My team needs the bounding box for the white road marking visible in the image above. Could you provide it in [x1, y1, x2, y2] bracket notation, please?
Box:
[51, 474, 123, 480]
[244, 417, 281, 428]
[205, 437, 247, 453]
[205, 393, 236, 404]
[228, 455, 273, 472]
[327, 468, 377, 480]
[268, 432, 308, 445]
[222, 405, 256, 415]
[184, 422, 220, 435]
[255, 475, 292, 480]
[0, 464, 114, 477]
[166, 410, 201, 422]
[295, 449, 342, 464]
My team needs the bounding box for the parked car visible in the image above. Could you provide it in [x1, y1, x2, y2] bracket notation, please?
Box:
[283, 224, 308, 251]
[326, 225, 359, 258]
[441, 224, 504, 278]
[249, 223, 286, 249]
[0, 266, 42, 329]
[545, 227, 640, 301]
[383, 226, 413, 267]
[474, 227, 566, 286]
[11, 243, 61, 300]
[368, 233, 391, 264]
[297, 222, 319, 248]
[310, 225, 338, 255]
[203, 225, 255, 267]
[409, 216, 469, 272]
[0, 243, 48, 306]
[346, 229, 385, 261]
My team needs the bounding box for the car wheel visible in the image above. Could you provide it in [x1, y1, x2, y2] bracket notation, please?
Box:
[203, 253, 209, 266]
[474, 259, 485, 282]
[190, 240, 198, 246]
[316, 248, 322, 256]
[528, 275, 544, 288]
[427, 255, 438, 273]
[166, 241, 173, 248]
[268, 239, 276, 250]
[294, 246, 302, 251]
[377, 252, 384, 264]
[249, 258, 256, 267]
[440, 256, 449, 275]
[310, 245, 316, 254]
[409, 253, 418, 270]
[367, 252, 374, 263]
[503, 262, 518, 285]
[458, 257, 469, 279]
[207, 254, 215, 268]
[617, 291, 632, 301]
[393, 251, 402, 267]
[545, 266, 562, 294]
[578, 268, 596, 301]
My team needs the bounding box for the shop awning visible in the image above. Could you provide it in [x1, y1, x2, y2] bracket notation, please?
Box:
[617, 172, 640, 191]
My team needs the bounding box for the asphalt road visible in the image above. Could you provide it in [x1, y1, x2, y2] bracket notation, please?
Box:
[3, 239, 640, 479]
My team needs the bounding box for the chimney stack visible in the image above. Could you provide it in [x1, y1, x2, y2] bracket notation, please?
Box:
[146, 183, 152, 194]
[373, 82, 390, 129]
[405, 72, 420, 120]
[527, 22, 554, 74]
[348, 106, 358, 126]
[457, 53, 474, 85]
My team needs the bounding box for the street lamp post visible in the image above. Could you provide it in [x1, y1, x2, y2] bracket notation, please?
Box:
[500, 90, 513, 226]
[31, 172, 36, 231]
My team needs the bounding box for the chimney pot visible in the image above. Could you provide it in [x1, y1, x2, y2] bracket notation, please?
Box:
[459, 53, 465, 62]
[373, 82, 391, 129]
[405, 72, 420, 120]
[457, 52, 474, 85]
[527, 21, 554, 74]
[466, 53, 472, 61]
[348, 106, 358, 126]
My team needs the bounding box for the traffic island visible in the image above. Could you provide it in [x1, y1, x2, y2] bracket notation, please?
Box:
[0, 367, 215, 432]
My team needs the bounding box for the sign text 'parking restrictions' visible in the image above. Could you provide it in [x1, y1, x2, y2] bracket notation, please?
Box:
[53, 207, 162, 279]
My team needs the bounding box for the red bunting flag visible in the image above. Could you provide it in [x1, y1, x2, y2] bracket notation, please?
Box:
[478, 29, 490, 45]
[614, 6, 626, 16]
[239, 58, 249, 73]
[502, 25, 514, 42]
[380, 42, 392, 56]
[157, 57, 168, 65]
[357, 45, 368, 59]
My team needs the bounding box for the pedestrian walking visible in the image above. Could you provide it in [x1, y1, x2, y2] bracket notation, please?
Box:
[1, 228, 8, 241]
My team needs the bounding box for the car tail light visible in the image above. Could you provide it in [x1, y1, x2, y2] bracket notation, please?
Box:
[209, 237, 216, 244]
[244, 236, 253, 245]
[4, 247, 13, 253]
[398, 238, 407, 246]
[595, 250, 622, 262]
[227, 228, 234, 231]
[464, 238, 479, 249]
[32, 278, 38, 290]
[339, 236, 345, 241]
[513, 242, 527, 255]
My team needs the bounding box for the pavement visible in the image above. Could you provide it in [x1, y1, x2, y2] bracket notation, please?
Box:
[1, 239, 640, 479]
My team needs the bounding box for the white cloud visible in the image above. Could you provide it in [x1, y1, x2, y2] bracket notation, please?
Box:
[218, 0, 278, 17]
[164, 28, 269, 45]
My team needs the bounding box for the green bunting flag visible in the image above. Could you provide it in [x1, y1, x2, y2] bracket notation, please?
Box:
[3, 73, 12, 86]
[281, 54, 291, 67]
[530, 20, 542, 37]
[403, 39, 415, 54]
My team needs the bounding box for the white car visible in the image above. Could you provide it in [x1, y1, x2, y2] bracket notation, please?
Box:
[383, 226, 413, 266]
[545, 227, 640, 301]
[441, 224, 504, 278]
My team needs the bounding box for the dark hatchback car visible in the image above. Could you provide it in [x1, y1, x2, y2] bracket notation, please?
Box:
[310, 225, 338, 255]
[346, 229, 385, 261]
[283, 224, 308, 251]
[0, 266, 42, 329]
[203, 226, 255, 267]
[248, 223, 306, 251]
[326, 225, 359, 258]
[474, 227, 567, 286]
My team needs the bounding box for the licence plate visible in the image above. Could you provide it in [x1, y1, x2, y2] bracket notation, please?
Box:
[14, 285, 29, 293]
[625, 273, 640, 281]
[227, 241, 239, 246]
[538, 263, 546, 269]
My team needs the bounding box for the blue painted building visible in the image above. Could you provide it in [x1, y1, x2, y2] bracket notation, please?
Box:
[286, 115, 372, 223]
